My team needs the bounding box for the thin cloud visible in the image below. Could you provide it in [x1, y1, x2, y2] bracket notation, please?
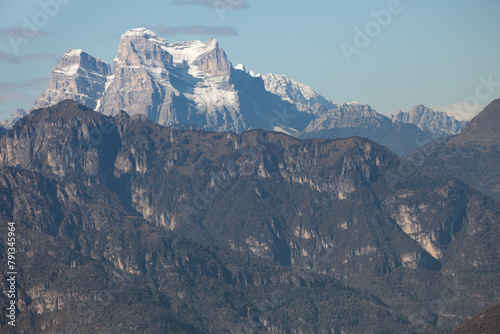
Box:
[0, 93, 37, 105]
[0, 77, 49, 94]
[0, 51, 20, 64]
[0, 26, 54, 40]
[0, 77, 48, 113]
[100, 34, 121, 41]
[0, 52, 60, 64]
[150, 24, 239, 36]
[23, 54, 61, 63]
[171, 0, 249, 9]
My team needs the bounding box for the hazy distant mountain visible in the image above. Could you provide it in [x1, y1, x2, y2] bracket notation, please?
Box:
[432, 102, 485, 121]
[419, 98, 500, 200]
[0, 108, 26, 128]
[32, 28, 439, 156]
[391, 104, 467, 135]
[300, 103, 435, 155]
[2, 100, 499, 332]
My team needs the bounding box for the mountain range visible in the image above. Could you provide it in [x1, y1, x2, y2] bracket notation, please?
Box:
[0, 99, 498, 333]
[15, 27, 466, 156]
[391, 105, 467, 136]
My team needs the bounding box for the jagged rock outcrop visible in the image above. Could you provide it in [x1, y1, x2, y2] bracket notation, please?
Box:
[34, 49, 111, 110]
[0, 108, 26, 128]
[262, 73, 337, 116]
[391, 104, 467, 135]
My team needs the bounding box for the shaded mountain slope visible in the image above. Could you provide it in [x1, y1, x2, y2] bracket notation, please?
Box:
[419, 98, 500, 200]
[0, 100, 499, 333]
[449, 302, 500, 334]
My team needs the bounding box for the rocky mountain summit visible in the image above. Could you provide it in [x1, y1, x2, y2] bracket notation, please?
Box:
[34, 49, 111, 110]
[0, 108, 26, 129]
[391, 104, 467, 135]
[31, 27, 452, 156]
[1, 100, 498, 333]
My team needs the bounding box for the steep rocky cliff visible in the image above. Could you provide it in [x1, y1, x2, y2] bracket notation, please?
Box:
[34, 49, 111, 110]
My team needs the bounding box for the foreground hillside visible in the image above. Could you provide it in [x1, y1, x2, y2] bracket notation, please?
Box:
[419, 98, 500, 200]
[0, 101, 499, 333]
[449, 303, 500, 334]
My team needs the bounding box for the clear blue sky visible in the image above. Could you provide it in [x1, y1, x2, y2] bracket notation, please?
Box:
[1, 0, 500, 119]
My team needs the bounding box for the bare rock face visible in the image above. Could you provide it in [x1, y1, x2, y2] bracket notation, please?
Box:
[193, 38, 232, 76]
[97, 28, 246, 131]
[0, 108, 26, 128]
[304, 103, 386, 131]
[97, 28, 178, 124]
[391, 104, 467, 135]
[34, 49, 111, 110]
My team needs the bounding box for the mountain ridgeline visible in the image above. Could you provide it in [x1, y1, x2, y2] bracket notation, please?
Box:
[29, 28, 467, 156]
[0, 100, 498, 333]
[417, 98, 500, 200]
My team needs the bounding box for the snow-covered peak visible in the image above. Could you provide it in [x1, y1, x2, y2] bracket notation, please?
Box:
[64, 49, 83, 57]
[163, 39, 217, 65]
[54, 49, 110, 77]
[118, 28, 221, 68]
[234, 63, 245, 71]
[262, 73, 337, 115]
[34, 48, 111, 110]
[204, 37, 219, 48]
[122, 28, 158, 39]
[249, 70, 261, 77]
[263, 74, 319, 101]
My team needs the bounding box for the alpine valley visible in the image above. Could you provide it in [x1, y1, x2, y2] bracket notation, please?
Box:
[0, 27, 499, 334]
